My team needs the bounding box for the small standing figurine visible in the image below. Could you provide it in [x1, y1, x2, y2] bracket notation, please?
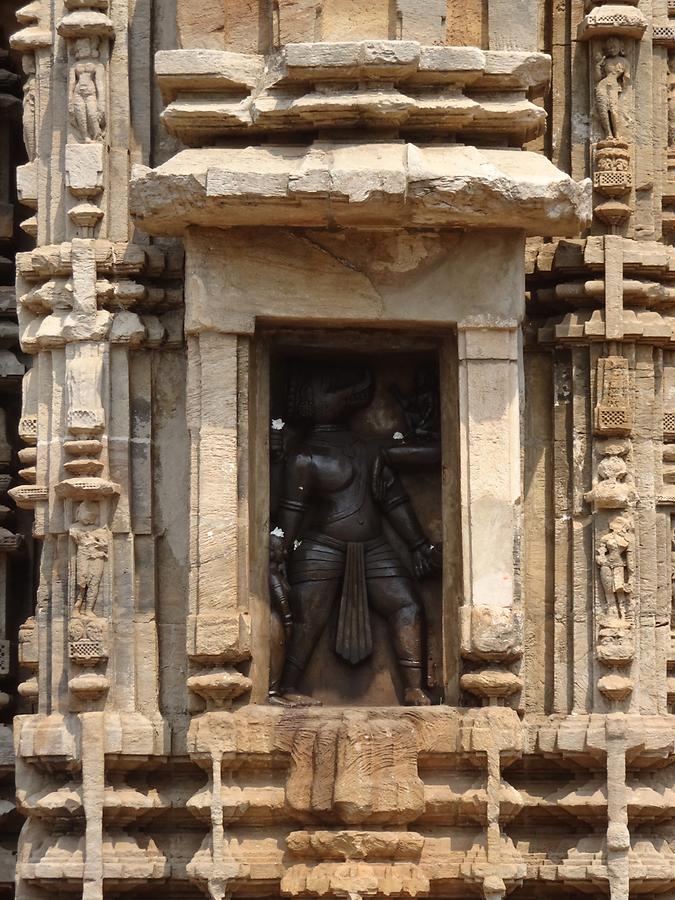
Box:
[269, 363, 442, 708]
[594, 37, 630, 140]
[71, 500, 109, 616]
[596, 516, 634, 619]
[390, 367, 440, 443]
[69, 37, 106, 143]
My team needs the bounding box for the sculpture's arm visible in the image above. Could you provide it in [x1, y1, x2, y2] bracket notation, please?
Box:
[625, 540, 635, 588]
[94, 64, 106, 124]
[380, 472, 441, 579]
[273, 451, 314, 554]
[269, 452, 314, 631]
[594, 53, 605, 84]
[384, 444, 441, 469]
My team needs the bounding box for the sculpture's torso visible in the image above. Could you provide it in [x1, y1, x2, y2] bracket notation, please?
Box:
[301, 426, 381, 543]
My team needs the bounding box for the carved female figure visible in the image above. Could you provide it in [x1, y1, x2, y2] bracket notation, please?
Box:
[269, 363, 441, 708]
[71, 500, 109, 616]
[594, 37, 630, 140]
[596, 516, 634, 618]
[22, 58, 36, 161]
[69, 37, 106, 143]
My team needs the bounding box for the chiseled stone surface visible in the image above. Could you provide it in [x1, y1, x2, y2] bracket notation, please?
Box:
[130, 144, 591, 236]
[2, 1, 675, 900]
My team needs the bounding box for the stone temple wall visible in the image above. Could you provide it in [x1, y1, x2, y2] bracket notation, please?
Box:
[0, 1, 673, 899]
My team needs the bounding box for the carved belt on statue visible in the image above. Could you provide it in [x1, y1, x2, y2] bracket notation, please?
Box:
[291, 532, 409, 666]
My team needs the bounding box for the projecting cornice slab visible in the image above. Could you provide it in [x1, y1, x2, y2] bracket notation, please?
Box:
[155, 44, 551, 144]
[130, 142, 591, 237]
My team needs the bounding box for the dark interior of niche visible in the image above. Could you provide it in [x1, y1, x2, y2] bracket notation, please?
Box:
[269, 338, 445, 708]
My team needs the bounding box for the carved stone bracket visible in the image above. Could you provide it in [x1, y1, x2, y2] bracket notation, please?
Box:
[578, 2, 648, 41]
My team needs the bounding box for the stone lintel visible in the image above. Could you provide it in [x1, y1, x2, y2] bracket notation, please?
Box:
[130, 144, 591, 238]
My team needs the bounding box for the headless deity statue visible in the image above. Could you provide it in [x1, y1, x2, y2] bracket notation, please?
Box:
[269, 363, 442, 707]
[69, 37, 106, 143]
[71, 500, 109, 616]
[594, 37, 630, 140]
[596, 516, 634, 619]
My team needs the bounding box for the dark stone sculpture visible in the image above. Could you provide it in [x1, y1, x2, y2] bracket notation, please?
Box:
[269, 361, 442, 707]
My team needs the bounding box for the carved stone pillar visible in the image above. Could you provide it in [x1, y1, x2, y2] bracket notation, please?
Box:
[10, 2, 178, 897]
[457, 326, 524, 706]
[185, 329, 252, 709]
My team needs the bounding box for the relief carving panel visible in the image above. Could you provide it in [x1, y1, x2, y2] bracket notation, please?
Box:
[268, 351, 444, 708]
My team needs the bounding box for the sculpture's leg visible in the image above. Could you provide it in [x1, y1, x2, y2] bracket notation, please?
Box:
[73, 94, 89, 141]
[279, 578, 340, 705]
[367, 576, 430, 706]
[596, 92, 612, 139]
[86, 97, 100, 140]
[600, 564, 616, 613]
[87, 563, 104, 615]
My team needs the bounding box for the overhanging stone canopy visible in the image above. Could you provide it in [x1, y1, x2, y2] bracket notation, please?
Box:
[130, 142, 590, 236]
[132, 40, 590, 238]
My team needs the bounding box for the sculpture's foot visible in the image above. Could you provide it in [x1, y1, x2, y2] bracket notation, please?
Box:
[273, 690, 322, 708]
[404, 688, 431, 706]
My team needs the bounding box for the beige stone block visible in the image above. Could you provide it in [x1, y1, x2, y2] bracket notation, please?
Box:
[155, 49, 265, 102]
[488, 0, 538, 51]
[460, 606, 524, 662]
[446, 0, 486, 47]
[177, 0, 225, 50]
[65, 341, 105, 437]
[320, 0, 390, 41]
[186, 612, 251, 664]
[277, 0, 323, 43]
[396, 0, 445, 44]
[109, 310, 145, 345]
[183, 227, 526, 335]
[223, 0, 261, 53]
[65, 143, 104, 199]
[16, 162, 38, 209]
[130, 144, 591, 237]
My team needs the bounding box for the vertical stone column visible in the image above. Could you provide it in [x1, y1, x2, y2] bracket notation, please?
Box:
[185, 329, 252, 710]
[10, 3, 174, 898]
[457, 326, 524, 706]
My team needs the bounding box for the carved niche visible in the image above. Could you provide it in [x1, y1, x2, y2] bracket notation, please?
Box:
[267, 348, 446, 709]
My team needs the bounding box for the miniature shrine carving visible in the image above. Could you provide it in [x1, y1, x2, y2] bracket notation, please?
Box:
[269, 361, 442, 708]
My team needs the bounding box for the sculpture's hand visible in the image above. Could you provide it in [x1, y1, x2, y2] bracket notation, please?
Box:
[371, 453, 395, 503]
[412, 542, 442, 579]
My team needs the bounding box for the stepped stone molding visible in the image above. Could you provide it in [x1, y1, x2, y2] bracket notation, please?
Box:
[156, 44, 550, 144]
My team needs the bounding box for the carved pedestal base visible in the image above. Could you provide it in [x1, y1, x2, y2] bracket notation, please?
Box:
[68, 615, 108, 667]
